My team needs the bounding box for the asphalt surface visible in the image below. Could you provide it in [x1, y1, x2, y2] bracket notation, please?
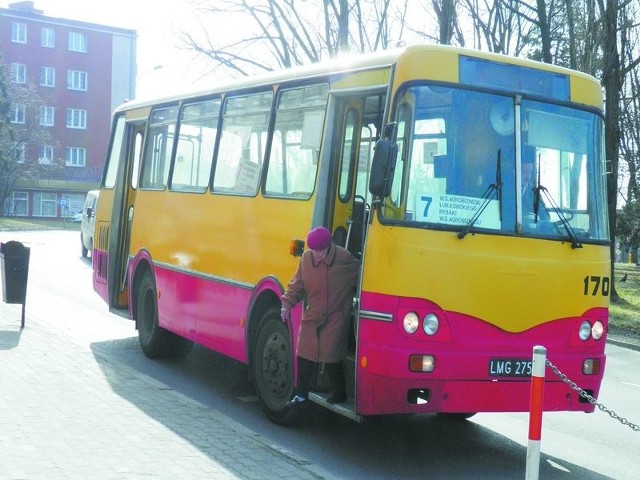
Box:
[0, 300, 337, 480]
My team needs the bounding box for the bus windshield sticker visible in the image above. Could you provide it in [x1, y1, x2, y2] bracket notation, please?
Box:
[416, 193, 501, 230]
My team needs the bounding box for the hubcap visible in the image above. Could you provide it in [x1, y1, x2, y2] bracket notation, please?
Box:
[260, 330, 289, 395]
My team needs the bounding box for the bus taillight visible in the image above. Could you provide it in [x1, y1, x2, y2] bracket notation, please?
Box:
[582, 358, 601, 375]
[409, 355, 435, 372]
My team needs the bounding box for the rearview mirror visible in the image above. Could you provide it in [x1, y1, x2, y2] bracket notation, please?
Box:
[369, 139, 398, 198]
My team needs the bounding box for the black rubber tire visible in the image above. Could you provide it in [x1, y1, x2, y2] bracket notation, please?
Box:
[136, 273, 193, 359]
[252, 308, 299, 425]
[437, 412, 477, 420]
[81, 234, 88, 258]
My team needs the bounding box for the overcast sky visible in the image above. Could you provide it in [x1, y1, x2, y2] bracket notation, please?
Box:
[2, 0, 211, 97]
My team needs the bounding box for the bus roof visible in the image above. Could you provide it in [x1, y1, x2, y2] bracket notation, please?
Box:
[116, 43, 602, 114]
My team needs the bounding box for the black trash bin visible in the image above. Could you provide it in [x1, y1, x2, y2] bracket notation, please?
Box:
[1, 240, 30, 327]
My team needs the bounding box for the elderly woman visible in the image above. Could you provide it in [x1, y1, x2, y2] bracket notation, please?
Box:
[280, 226, 360, 406]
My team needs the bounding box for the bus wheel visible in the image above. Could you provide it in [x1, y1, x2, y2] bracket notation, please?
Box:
[136, 273, 192, 359]
[437, 412, 477, 420]
[252, 309, 298, 425]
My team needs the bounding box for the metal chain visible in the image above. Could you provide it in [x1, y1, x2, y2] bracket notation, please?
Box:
[545, 358, 640, 432]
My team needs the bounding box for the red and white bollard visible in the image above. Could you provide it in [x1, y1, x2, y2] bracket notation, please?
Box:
[526, 345, 547, 480]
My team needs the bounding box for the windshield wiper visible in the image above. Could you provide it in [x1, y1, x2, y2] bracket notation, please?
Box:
[533, 182, 583, 249]
[458, 150, 503, 239]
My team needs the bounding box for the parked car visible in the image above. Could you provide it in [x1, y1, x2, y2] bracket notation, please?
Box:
[80, 190, 99, 257]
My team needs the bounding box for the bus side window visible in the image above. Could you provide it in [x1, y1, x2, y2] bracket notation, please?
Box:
[264, 84, 328, 198]
[131, 131, 143, 190]
[139, 105, 179, 190]
[103, 115, 126, 189]
[213, 91, 272, 196]
[170, 99, 220, 193]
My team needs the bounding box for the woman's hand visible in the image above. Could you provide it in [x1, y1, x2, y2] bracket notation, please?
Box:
[280, 307, 290, 323]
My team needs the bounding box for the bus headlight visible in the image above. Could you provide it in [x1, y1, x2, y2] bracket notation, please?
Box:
[591, 320, 604, 340]
[423, 313, 439, 335]
[403, 312, 419, 334]
[579, 320, 592, 341]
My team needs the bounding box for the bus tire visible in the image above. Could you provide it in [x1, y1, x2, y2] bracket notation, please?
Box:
[136, 273, 192, 359]
[252, 308, 299, 425]
[437, 412, 477, 420]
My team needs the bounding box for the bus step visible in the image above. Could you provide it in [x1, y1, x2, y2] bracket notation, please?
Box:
[109, 306, 132, 320]
[308, 392, 364, 423]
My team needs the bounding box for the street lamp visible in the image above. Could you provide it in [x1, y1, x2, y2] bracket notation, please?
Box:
[135, 64, 164, 99]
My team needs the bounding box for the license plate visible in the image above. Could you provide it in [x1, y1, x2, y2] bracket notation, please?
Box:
[489, 358, 532, 377]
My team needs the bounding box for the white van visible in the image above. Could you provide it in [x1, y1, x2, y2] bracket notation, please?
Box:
[80, 190, 99, 257]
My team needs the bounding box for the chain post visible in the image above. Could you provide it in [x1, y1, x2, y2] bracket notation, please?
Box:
[545, 358, 640, 432]
[526, 345, 547, 480]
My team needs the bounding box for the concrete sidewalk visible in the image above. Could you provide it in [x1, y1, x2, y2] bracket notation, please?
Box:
[0, 302, 334, 480]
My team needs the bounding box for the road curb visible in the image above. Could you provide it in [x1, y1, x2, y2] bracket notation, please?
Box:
[607, 336, 640, 352]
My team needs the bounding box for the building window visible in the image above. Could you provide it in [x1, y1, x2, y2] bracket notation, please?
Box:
[60, 193, 84, 218]
[67, 70, 88, 91]
[4, 191, 28, 217]
[40, 67, 55, 87]
[41, 27, 55, 47]
[11, 63, 27, 84]
[33, 192, 57, 217]
[40, 106, 55, 126]
[39, 145, 54, 164]
[11, 105, 26, 124]
[66, 109, 87, 129]
[15, 143, 26, 163]
[66, 147, 86, 167]
[11, 22, 27, 43]
[68, 32, 87, 52]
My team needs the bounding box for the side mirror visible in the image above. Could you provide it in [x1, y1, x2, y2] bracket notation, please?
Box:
[86, 207, 93, 218]
[369, 139, 398, 198]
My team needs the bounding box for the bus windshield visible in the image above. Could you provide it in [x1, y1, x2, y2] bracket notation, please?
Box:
[383, 84, 609, 243]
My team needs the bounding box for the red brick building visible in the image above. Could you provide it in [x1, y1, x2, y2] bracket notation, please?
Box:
[0, 1, 136, 218]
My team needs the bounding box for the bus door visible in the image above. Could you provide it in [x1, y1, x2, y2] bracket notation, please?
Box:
[314, 92, 383, 417]
[106, 119, 145, 312]
[329, 94, 384, 257]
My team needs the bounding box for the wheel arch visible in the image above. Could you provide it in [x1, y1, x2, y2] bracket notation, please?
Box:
[246, 275, 287, 371]
[129, 249, 154, 327]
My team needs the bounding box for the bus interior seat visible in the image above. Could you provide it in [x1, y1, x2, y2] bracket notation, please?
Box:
[332, 226, 347, 248]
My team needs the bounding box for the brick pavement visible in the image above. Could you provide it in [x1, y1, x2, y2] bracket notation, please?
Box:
[0, 302, 335, 480]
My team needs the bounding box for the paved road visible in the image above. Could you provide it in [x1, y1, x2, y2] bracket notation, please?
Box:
[0, 289, 335, 479]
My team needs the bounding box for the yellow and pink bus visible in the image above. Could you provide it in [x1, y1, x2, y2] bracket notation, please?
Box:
[93, 44, 609, 424]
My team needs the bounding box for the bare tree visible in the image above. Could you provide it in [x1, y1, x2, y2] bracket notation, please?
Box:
[561, 0, 601, 74]
[615, 0, 640, 264]
[596, 0, 623, 295]
[0, 72, 60, 216]
[458, 0, 603, 72]
[180, 0, 408, 78]
[431, 0, 464, 45]
[460, 0, 532, 55]
[618, 0, 640, 202]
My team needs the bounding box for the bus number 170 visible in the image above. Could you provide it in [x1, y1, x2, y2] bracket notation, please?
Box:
[583, 276, 610, 296]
